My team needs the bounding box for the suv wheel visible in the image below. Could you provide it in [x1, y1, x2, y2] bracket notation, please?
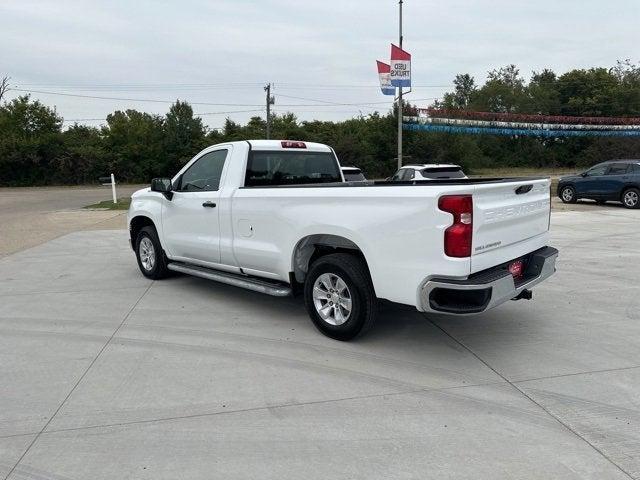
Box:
[622, 188, 640, 209]
[135, 226, 170, 279]
[560, 186, 577, 204]
[304, 253, 377, 341]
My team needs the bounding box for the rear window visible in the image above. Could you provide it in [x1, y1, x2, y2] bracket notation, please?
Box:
[245, 151, 341, 187]
[420, 167, 465, 179]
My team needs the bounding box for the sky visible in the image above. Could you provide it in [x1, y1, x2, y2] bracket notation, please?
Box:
[2, 0, 639, 129]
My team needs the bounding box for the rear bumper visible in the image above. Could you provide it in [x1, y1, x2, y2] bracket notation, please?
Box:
[420, 246, 558, 314]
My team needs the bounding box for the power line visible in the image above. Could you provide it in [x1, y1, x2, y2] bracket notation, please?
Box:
[9, 87, 439, 108]
[61, 108, 265, 123]
[61, 118, 106, 123]
[10, 88, 263, 107]
[13, 81, 452, 89]
[196, 108, 264, 116]
[276, 92, 360, 106]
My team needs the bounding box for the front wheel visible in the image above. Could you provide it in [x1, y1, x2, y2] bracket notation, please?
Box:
[135, 226, 170, 279]
[560, 185, 577, 204]
[304, 253, 377, 341]
[622, 188, 640, 209]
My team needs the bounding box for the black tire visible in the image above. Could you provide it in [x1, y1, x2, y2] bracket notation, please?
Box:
[304, 253, 377, 341]
[559, 185, 577, 204]
[135, 226, 170, 279]
[621, 187, 640, 209]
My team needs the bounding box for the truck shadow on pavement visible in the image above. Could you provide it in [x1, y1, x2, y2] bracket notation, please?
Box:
[154, 272, 527, 361]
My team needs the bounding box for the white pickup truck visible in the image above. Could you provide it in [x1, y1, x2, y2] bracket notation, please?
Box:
[128, 140, 558, 340]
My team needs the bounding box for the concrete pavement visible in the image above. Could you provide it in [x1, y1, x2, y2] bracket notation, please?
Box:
[1, 209, 639, 479]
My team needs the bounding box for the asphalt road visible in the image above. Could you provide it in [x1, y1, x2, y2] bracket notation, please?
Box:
[0, 185, 143, 257]
[1, 208, 638, 479]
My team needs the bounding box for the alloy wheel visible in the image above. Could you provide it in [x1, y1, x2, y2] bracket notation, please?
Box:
[561, 187, 574, 202]
[139, 237, 156, 271]
[312, 273, 352, 326]
[624, 190, 639, 207]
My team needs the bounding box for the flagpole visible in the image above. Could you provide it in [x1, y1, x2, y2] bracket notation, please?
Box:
[397, 0, 403, 170]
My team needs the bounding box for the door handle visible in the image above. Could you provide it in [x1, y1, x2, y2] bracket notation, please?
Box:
[202, 201, 217, 208]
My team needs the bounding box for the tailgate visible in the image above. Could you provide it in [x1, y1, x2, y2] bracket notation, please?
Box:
[471, 178, 551, 273]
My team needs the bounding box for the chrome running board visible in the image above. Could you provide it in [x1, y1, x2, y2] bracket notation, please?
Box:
[167, 262, 292, 297]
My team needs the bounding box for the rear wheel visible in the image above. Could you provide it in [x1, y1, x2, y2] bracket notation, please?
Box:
[135, 226, 170, 279]
[304, 253, 377, 341]
[622, 188, 640, 209]
[560, 186, 577, 204]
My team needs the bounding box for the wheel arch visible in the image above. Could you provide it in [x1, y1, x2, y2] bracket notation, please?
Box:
[291, 234, 372, 285]
[621, 182, 640, 194]
[129, 215, 156, 249]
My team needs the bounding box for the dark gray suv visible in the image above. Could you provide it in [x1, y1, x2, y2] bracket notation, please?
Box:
[557, 160, 640, 209]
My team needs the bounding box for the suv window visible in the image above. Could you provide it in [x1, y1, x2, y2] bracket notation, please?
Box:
[343, 169, 365, 181]
[245, 151, 341, 186]
[633, 163, 640, 174]
[177, 150, 228, 192]
[606, 164, 630, 175]
[585, 165, 607, 177]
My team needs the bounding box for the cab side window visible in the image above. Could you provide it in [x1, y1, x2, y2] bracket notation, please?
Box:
[177, 150, 228, 192]
[585, 165, 607, 177]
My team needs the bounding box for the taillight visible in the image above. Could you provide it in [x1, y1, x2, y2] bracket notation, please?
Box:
[438, 195, 473, 258]
[281, 141, 306, 149]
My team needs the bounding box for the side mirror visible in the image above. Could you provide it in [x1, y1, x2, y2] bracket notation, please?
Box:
[581, 172, 588, 177]
[151, 178, 173, 199]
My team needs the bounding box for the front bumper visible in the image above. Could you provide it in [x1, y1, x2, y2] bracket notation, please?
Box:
[420, 246, 558, 314]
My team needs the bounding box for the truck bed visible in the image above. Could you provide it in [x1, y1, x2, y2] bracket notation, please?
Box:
[238, 176, 549, 188]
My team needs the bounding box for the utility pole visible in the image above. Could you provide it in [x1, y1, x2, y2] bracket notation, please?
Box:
[264, 83, 275, 139]
[397, 0, 403, 170]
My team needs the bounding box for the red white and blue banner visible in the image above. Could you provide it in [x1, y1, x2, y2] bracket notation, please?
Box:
[403, 109, 640, 137]
[376, 61, 396, 96]
[390, 44, 411, 88]
[418, 108, 640, 126]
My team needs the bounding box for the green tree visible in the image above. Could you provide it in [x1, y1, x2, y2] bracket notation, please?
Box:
[473, 64, 526, 113]
[164, 100, 206, 172]
[0, 95, 63, 185]
[557, 68, 618, 116]
[442, 74, 476, 109]
[55, 124, 106, 184]
[526, 69, 561, 114]
[102, 110, 165, 182]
